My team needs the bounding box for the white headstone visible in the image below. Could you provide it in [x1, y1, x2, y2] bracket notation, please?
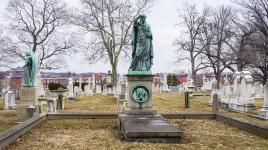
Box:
[163, 72, 169, 92]
[35, 70, 45, 97]
[3, 93, 9, 110]
[229, 71, 255, 112]
[67, 78, 75, 99]
[8, 91, 16, 108]
[92, 74, 96, 91]
[254, 82, 264, 98]
[84, 85, 93, 96]
[3, 91, 15, 109]
[74, 86, 79, 95]
[2, 75, 12, 110]
[107, 86, 113, 95]
[96, 84, 102, 93]
[40, 101, 48, 113]
[259, 82, 268, 119]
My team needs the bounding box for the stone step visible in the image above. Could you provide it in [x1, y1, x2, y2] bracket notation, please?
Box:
[119, 114, 182, 143]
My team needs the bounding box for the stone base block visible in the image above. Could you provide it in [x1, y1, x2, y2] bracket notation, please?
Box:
[124, 108, 156, 115]
[228, 103, 256, 113]
[17, 106, 39, 121]
[119, 114, 182, 143]
[259, 107, 268, 120]
[20, 87, 38, 106]
[125, 74, 154, 110]
[39, 101, 48, 113]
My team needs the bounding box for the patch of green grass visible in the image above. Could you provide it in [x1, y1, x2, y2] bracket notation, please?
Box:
[7, 119, 268, 150]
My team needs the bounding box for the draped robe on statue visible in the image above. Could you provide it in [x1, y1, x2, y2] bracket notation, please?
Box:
[129, 15, 153, 71]
[23, 51, 38, 87]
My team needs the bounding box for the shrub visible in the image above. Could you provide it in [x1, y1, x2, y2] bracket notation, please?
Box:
[48, 82, 67, 91]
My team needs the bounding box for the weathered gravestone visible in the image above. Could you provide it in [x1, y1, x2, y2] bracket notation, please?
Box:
[67, 78, 76, 100]
[2, 75, 13, 110]
[219, 77, 231, 107]
[84, 85, 93, 96]
[35, 69, 45, 97]
[254, 82, 264, 99]
[229, 71, 255, 112]
[259, 82, 268, 119]
[96, 84, 102, 93]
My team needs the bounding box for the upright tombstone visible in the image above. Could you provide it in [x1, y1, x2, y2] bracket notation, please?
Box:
[96, 84, 102, 93]
[201, 75, 206, 91]
[73, 86, 79, 95]
[7, 91, 16, 109]
[186, 74, 195, 93]
[260, 84, 264, 98]
[119, 14, 181, 142]
[92, 74, 96, 92]
[67, 78, 75, 100]
[220, 76, 231, 107]
[209, 81, 219, 106]
[229, 71, 255, 112]
[18, 51, 39, 120]
[238, 71, 255, 111]
[254, 82, 263, 99]
[105, 71, 114, 96]
[259, 82, 268, 119]
[163, 72, 170, 92]
[2, 75, 11, 110]
[35, 66, 45, 97]
[84, 85, 93, 96]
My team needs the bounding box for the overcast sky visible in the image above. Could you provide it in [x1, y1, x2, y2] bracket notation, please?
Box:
[0, 0, 233, 74]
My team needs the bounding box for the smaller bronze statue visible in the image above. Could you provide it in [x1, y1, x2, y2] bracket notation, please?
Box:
[23, 51, 38, 87]
[129, 13, 153, 72]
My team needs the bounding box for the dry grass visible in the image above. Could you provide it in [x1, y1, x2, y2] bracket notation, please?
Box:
[152, 93, 211, 113]
[61, 93, 268, 127]
[61, 93, 211, 113]
[1, 93, 268, 136]
[248, 98, 264, 115]
[7, 119, 268, 150]
[61, 94, 117, 113]
[0, 100, 19, 133]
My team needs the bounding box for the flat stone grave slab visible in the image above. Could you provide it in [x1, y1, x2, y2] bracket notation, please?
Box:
[119, 114, 182, 143]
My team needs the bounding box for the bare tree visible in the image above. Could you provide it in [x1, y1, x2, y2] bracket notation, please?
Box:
[199, 6, 236, 88]
[235, 0, 268, 84]
[75, 0, 154, 84]
[0, 29, 18, 70]
[224, 19, 255, 72]
[248, 32, 268, 85]
[6, 0, 75, 69]
[175, 4, 209, 88]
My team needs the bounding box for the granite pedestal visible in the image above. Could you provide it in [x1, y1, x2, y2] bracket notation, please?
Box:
[120, 73, 182, 142]
[17, 87, 39, 121]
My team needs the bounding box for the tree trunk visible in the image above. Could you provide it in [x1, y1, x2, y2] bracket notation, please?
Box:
[216, 72, 221, 89]
[190, 51, 197, 89]
[111, 63, 118, 85]
[192, 70, 197, 89]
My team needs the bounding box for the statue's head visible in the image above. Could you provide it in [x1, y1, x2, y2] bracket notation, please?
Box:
[138, 13, 146, 24]
[26, 51, 31, 56]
